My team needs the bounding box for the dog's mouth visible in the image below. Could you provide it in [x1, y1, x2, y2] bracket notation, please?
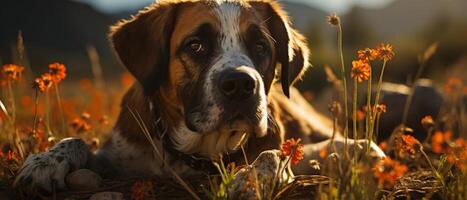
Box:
[226, 130, 249, 152]
[218, 117, 253, 151]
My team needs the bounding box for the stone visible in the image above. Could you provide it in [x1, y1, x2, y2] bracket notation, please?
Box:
[89, 192, 124, 200]
[66, 169, 102, 191]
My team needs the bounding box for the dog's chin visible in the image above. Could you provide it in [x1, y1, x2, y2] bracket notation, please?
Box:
[173, 118, 265, 160]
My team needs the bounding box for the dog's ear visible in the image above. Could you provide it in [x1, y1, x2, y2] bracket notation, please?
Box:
[109, 2, 179, 95]
[250, 0, 310, 98]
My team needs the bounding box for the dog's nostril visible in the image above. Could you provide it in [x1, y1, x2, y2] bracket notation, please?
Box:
[221, 80, 237, 95]
[219, 71, 257, 99]
[242, 78, 255, 93]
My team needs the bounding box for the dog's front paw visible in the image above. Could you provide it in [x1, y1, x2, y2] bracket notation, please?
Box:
[14, 152, 70, 192]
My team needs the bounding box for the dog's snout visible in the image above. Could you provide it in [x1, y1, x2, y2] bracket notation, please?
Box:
[219, 71, 257, 99]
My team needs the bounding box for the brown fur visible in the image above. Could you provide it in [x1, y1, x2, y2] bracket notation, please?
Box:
[110, 0, 311, 167]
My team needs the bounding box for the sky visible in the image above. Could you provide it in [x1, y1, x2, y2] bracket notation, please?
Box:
[75, 0, 395, 13]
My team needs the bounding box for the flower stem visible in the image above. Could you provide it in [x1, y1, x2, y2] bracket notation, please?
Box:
[365, 67, 372, 155]
[369, 60, 387, 151]
[420, 146, 445, 186]
[353, 79, 358, 162]
[6, 80, 16, 145]
[7, 80, 16, 126]
[337, 23, 349, 158]
[374, 113, 382, 144]
[55, 85, 67, 136]
[33, 89, 39, 135]
[45, 90, 53, 137]
[373, 60, 387, 114]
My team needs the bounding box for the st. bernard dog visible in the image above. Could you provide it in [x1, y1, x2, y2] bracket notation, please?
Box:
[14, 0, 384, 193]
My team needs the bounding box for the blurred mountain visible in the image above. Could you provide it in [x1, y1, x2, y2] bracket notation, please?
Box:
[280, 1, 328, 31]
[0, 0, 121, 77]
[358, 0, 467, 38]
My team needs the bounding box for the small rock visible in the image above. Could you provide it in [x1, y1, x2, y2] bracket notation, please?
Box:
[228, 150, 288, 200]
[89, 192, 124, 200]
[66, 169, 102, 191]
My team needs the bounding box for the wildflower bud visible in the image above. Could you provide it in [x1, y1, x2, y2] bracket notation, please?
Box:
[421, 115, 435, 130]
[48, 137, 57, 146]
[357, 110, 365, 122]
[308, 160, 321, 174]
[375, 104, 387, 114]
[328, 101, 341, 118]
[327, 13, 340, 26]
[327, 153, 340, 163]
[81, 112, 91, 120]
[319, 148, 327, 159]
[397, 126, 413, 135]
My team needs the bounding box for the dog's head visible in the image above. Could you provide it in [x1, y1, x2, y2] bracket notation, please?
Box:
[110, 0, 309, 158]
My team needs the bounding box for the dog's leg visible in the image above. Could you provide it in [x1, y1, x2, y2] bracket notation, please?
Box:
[14, 138, 90, 192]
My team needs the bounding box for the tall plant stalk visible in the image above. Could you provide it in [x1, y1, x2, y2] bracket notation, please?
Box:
[32, 89, 39, 135]
[337, 22, 350, 157]
[45, 90, 52, 137]
[365, 68, 373, 154]
[366, 60, 388, 154]
[353, 79, 358, 162]
[55, 85, 67, 135]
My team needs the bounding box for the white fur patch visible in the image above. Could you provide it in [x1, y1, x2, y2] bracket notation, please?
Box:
[172, 122, 250, 159]
[171, 1, 269, 158]
[14, 138, 88, 191]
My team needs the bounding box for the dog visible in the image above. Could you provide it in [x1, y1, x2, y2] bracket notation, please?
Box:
[14, 0, 384, 193]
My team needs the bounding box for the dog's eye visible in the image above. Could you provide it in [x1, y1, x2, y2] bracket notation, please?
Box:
[186, 39, 206, 55]
[254, 41, 267, 56]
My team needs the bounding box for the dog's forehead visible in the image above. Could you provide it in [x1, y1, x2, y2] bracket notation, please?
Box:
[170, 1, 263, 51]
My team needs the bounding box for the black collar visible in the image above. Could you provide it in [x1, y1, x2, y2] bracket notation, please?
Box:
[163, 134, 220, 174]
[151, 103, 231, 175]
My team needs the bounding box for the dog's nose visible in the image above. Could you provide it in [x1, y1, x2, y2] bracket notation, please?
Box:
[219, 71, 257, 99]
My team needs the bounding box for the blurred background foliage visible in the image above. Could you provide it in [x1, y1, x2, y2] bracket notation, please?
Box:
[0, 0, 466, 98]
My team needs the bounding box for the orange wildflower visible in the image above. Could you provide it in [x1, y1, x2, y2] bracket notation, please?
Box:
[447, 138, 467, 171]
[32, 74, 54, 93]
[431, 131, 452, 154]
[351, 60, 371, 83]
[2, 64, 24, 81]
[131, 180, 154, 200]
[32, 78, 44, 92]
[319, 148, 327, 159]
[48, 62, 67, 83]
[98, 115, 109, 125]
[378, 141, 388, 152]
[327, 13, 340, 26]
[421, 115, 435, 130]
[376, 43, 395, 61]
[375, 104, 387, 114]
[70, 113, 93, 134]
[1, 150, 20, 163]
[40, 73, 54, 92]
[356, 110, 365, 122]
[281, 138, 305, 165]
[357, 48, 378, 62]
[444, 77, 462, 94]
[374, 157, 408, 188]
[81, 112, 91, 120]
[396, 134, 420, 156]
[455, 138, 466, 147]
